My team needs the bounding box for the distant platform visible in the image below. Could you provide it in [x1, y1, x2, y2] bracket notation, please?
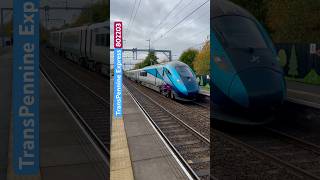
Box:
[287, 80, 320, 109]
[199, 88, 210, 96]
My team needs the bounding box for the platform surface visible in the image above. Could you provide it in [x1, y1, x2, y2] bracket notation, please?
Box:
[2, 48, 107, 179]
[122, 86, 190, 180]
[287, 80, 320, 108]
[0, 48, 11, 180]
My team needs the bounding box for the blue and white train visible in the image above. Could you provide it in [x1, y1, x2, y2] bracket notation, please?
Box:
[125, 61, 199, 100]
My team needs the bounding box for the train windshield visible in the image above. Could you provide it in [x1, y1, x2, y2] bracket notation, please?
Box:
[213, 16, 268, 49]
[175, 66, 194, 78]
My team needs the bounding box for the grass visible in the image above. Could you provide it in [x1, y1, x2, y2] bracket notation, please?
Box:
[285, 69, 320, 86]
[200, 84, 210, 92]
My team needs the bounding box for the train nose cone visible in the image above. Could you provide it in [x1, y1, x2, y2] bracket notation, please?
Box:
[229, 68, 285, 108]
[181, 77, 199, 95]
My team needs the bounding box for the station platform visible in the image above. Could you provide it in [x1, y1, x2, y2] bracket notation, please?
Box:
[1, 48, 107, 179]
[287, 80, 320, 109]
[110, 82, 191, 180]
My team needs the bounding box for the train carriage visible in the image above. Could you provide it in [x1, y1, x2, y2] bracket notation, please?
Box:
[126, 61, 199, 101]
[49, 21, 109, 75]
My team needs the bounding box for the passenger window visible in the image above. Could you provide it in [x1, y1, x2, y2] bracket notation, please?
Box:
[166, 69, 172, 76]
[140, 71, 147, 76]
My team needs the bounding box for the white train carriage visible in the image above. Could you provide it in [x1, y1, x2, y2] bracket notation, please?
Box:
[49, 21, 109, 75]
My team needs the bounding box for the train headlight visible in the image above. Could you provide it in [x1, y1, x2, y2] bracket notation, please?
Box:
[214, 55, 230, 71]
[214, 56, 223, 63]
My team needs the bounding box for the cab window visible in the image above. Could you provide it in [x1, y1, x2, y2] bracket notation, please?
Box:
[140, 71, 147, 76]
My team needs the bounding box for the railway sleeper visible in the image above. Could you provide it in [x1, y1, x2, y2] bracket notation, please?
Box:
[180, 147, 210, 155]
[171, 134, 194, 139]
[158, 124, 181, 129]
[174, 139, 201, 146]
[188, 157, 210, 164]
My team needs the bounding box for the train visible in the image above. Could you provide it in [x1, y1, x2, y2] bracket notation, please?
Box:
[125, 61, 199, 101]
[211, 0, 286, 112]
[49, 21, 109, 75]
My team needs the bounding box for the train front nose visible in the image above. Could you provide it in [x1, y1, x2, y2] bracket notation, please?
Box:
[180, 77, 199, 98]
[229, 68, 286, 108]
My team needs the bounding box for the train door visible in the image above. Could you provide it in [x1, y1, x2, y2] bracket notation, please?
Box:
[155, 68, 163, 87]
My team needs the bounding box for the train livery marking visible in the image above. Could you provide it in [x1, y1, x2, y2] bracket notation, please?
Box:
[13, 0, 40, 174]
[125, 61, 199, 101]
[113, 22, 123, 118]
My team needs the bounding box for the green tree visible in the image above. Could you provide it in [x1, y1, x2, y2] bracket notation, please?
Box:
[278, 49, 287, 67]
[266, 0, 320, 42]
[193, 41, 210, 75]
[288, 45, 298, 77]
[73, 0, 109, 26]
[230, 0, 268, 29]
[179, 49, 198, 71]
[134, 51, 159, 69]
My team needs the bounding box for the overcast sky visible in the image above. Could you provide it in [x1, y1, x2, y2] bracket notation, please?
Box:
[110, 0, 210, 69]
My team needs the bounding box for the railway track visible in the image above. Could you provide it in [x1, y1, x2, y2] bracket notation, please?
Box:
[40, 51, 110, 164]
[212, 101, 320, 180]
[125, 79, 210, 180]
[223, 127, 320, 179]
[125, 78, 210, 138]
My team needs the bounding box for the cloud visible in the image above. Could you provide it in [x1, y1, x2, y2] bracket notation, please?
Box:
[110, 0, 210, 68]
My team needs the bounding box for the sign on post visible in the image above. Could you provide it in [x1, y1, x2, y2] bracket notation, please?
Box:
[113, 22, 123, 118]
[13, 0, 40, 174]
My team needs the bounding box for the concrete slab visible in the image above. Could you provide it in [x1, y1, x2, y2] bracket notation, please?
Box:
[127, 134, 171, 161]
[41, 163, 104, 180]
[40, 132, 79, 147]
[124, 114, 154, 137]
[40, 146, 91, 166]
[133, 156, 187, 180]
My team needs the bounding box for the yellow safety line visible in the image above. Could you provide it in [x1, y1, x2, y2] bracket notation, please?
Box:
[110, 118, 134, 180]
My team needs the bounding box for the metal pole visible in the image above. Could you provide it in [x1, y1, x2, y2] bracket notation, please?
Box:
[147, 39, 151, 52]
